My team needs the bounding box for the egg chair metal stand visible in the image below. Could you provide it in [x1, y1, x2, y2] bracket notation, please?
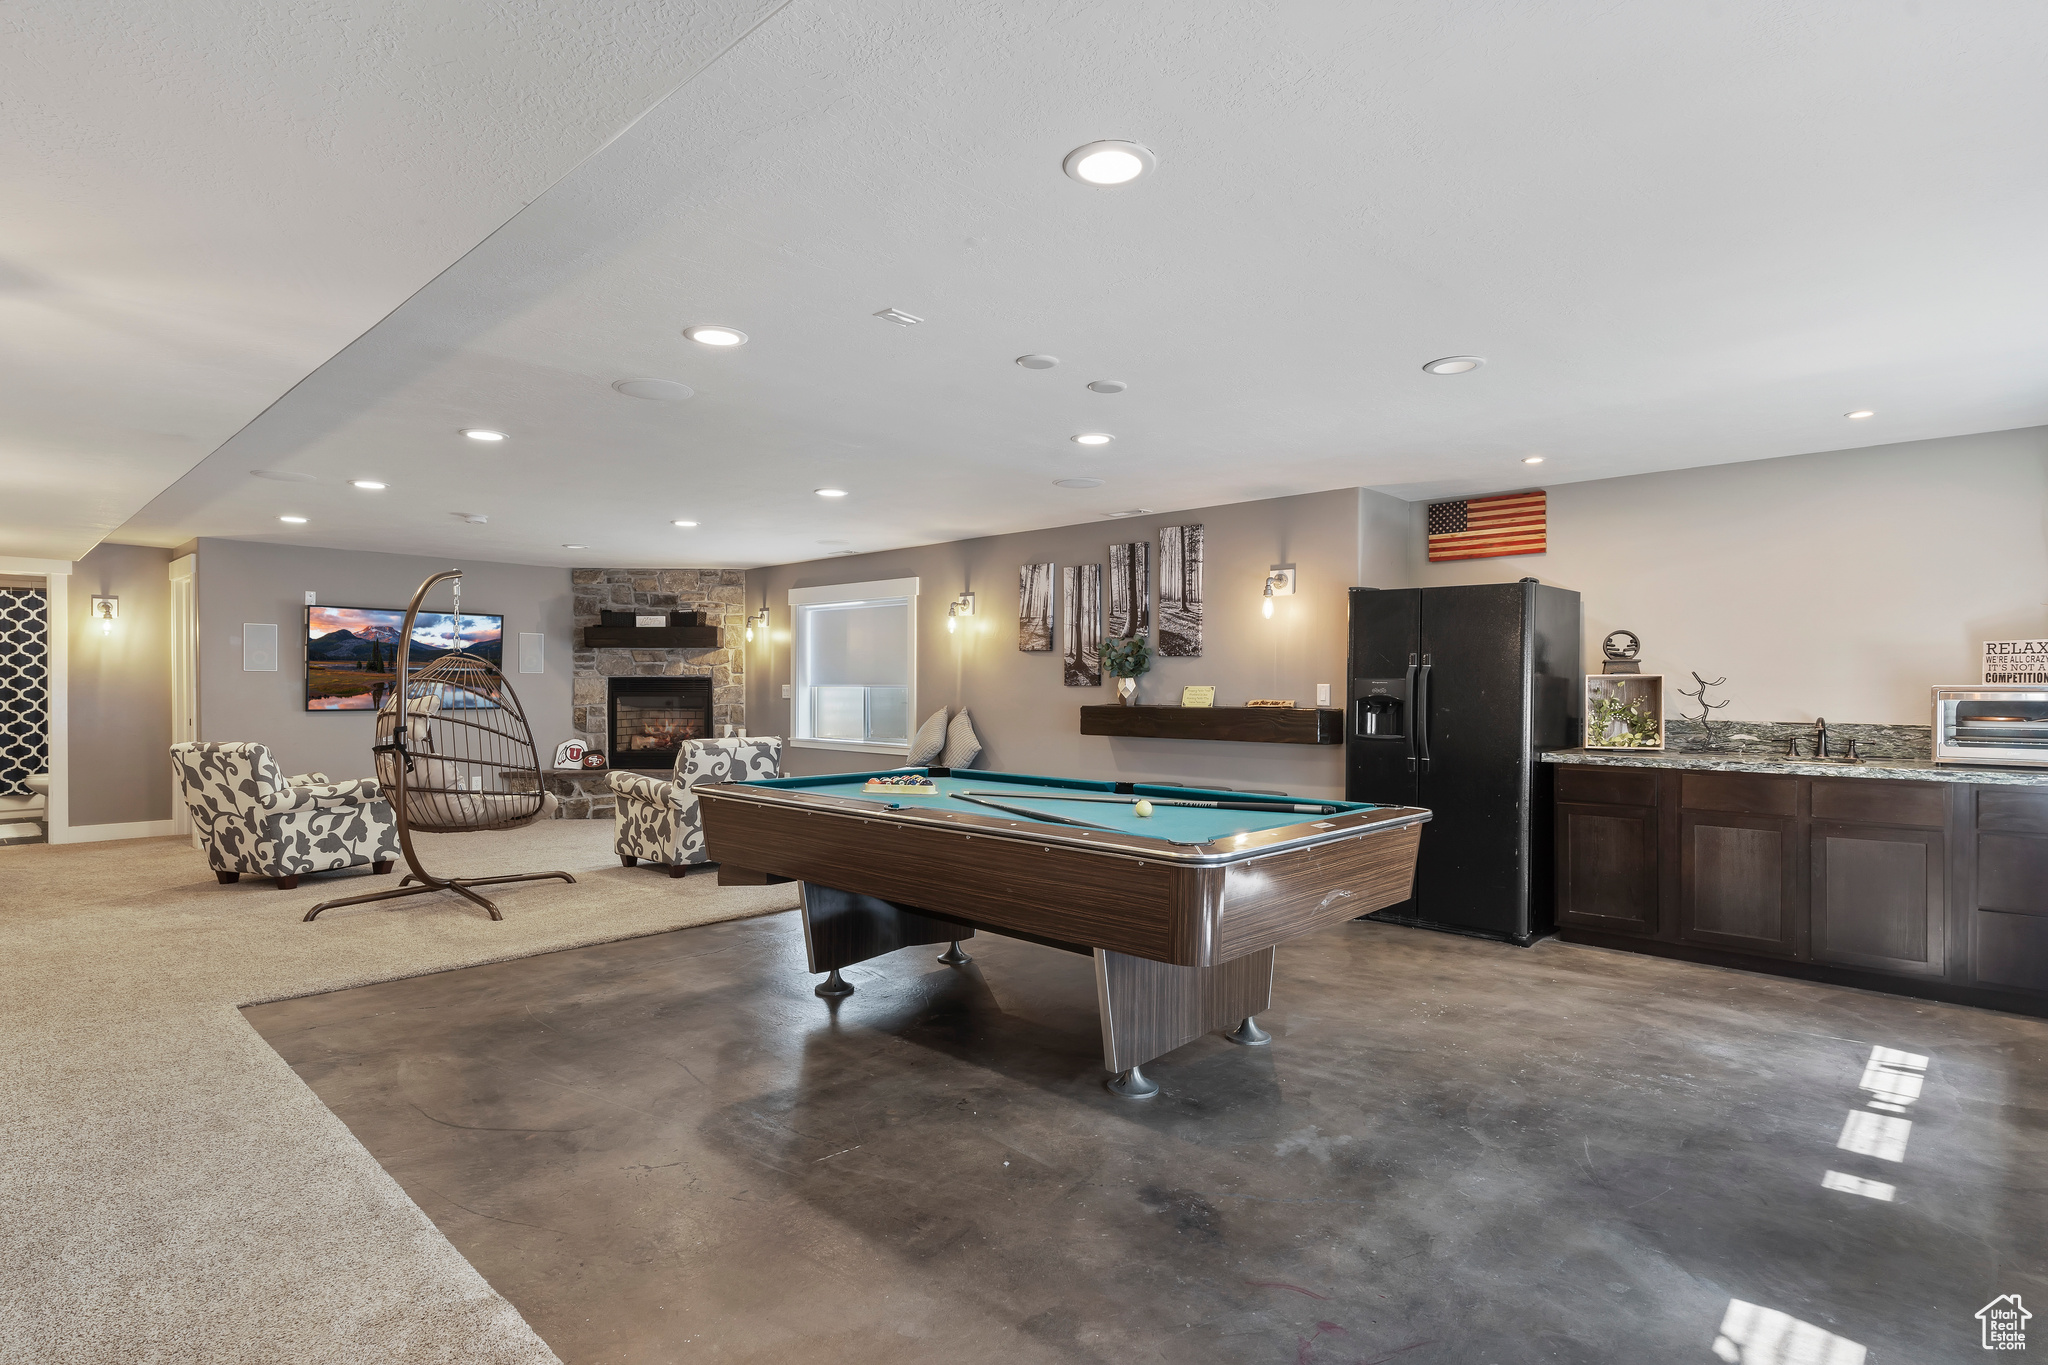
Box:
[307, 568, 575, 921]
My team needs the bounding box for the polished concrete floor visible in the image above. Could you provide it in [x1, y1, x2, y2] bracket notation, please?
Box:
[246, 912, 2048, 1365]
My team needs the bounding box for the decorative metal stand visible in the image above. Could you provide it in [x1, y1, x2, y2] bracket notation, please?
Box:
[1600, 629, 1643, 674]
[1677, 671, 1730, 749]
[306, 569, 575, 921]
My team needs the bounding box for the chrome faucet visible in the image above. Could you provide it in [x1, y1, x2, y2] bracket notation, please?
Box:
[1814, 717, 1830, 759]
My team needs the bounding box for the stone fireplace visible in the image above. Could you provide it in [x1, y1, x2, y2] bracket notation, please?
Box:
[555, 567, 746, 818]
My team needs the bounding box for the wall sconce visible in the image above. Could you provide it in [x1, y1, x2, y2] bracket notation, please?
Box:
[91, 596, 120, 635]
[1261, 566, 1296, 619]
[946, 591, 976, 634]
[744, 607, 769, 643]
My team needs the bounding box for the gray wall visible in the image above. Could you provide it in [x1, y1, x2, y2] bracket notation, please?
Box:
[1406, 425, 2048, 725]
[747, 489, 1366, 799]
[195, 540, 575, 782]
[69, 542, 174, 825]
[1357, 487, 1411, 589]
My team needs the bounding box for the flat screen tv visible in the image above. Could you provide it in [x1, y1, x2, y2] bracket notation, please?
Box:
[305, 605, 504, 712]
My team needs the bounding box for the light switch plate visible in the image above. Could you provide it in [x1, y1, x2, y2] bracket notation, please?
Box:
[1316, 683, 1331, 706]
[304, 591, 316, 606]
[781, 684, 792, 699]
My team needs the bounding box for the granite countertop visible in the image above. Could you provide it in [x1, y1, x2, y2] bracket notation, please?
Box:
[1542, 747, 2048, 787]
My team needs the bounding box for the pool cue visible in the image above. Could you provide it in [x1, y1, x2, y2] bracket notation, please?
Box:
[948, 792, 1122, 833]
[957, 789, 1345, 816]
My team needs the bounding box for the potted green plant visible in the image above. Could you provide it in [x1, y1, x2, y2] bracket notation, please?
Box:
[1100, 635, 1151, 705]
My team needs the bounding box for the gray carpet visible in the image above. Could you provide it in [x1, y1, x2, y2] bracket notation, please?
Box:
[0, 823, 798, 1364]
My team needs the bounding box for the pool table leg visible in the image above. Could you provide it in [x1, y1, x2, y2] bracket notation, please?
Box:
[798, 883, 974, 991]
[1225, 1016, 1272, 1046]
[1107, 1065, 1159, 1100]
[936, 940, 973, 965]
[1094, 947, 1276, 1095]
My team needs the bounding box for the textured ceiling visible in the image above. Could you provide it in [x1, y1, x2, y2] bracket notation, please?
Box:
[0, 0, 786, 559]
[17, 1, 2048, 568]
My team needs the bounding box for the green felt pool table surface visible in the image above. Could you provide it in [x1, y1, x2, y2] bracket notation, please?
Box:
[738, 768, 1379, 845]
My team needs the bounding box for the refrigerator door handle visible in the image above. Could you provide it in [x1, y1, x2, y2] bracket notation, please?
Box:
[1404, 656, 1420, 771]
[1415, 657, 1433, 773]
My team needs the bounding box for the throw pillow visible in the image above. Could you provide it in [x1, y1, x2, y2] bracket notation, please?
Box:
[939, 709, 982, 769]
[908, 707, 949, 765]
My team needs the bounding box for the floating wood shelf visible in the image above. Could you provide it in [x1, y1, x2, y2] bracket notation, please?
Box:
[581, 626, 722, 649]
[1080, 704, 1343, 745]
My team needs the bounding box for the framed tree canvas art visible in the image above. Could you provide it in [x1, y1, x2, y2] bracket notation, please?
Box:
[1018, 562, 1053, 651]
[1158, 524, 1203, 657]
[1062, 564, 1102, 686]
[1107, 542, 1150, 640]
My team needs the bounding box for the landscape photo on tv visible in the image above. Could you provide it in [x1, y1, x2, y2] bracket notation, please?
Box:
[304, 605, 504, 711]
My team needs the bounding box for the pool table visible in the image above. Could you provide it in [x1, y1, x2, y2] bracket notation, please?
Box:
[696, 767, 1429, 1097]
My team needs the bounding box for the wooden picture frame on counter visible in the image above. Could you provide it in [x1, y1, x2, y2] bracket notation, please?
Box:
[1585, 674, 1665, 750]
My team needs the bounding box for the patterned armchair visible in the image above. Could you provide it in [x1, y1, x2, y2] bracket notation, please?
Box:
[609, 736, 782, 876]
[171, 741, 401, 890]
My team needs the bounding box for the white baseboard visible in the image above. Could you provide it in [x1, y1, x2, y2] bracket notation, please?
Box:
[53, 818, 183, 845]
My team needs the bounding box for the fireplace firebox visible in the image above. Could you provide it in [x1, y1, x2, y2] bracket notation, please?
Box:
[607, 676, 714, 771]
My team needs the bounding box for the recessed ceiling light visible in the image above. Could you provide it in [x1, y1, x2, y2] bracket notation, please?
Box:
[250, 469, 316, 483]
[672, 520, 699, 528]
[1422, 356, 1484, 375]
[873, 307, 923, 326]
[351, 480, 387, 490]
[462, 429, 507, 442]
[1106, 508, 1154, 517]
[1087, 379, 1127, 394]
[278, 515, 307, 524]
[1016, 354, 1060, 370]
[613, 378, 695, 401]
[815, 488, 849, 498]
[562, 544, 587, 550]
[684, 326, 747, 347]
[1072, 433, 1114, 446]
[458, 513, 489, 524]
[1845, 409, 1875, 419]
[1063, 140, 1155, 186]
[1055, 477, 1104, 489]
[1522, 456, 1544, 465]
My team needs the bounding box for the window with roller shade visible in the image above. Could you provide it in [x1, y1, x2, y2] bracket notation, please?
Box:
[788, 577, 917, 752]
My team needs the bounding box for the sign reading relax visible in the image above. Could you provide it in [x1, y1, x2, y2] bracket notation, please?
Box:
[1983, 640, 2048, 685]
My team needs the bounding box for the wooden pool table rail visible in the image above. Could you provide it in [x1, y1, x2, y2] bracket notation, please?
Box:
[695, 779, 1426, 865]
[699, 787, 1426, 969]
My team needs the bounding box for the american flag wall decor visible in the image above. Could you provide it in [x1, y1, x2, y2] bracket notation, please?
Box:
[1426, 490, 1546, 562]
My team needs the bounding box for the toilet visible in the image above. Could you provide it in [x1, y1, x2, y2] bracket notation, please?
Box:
[24, 773, 50, 799]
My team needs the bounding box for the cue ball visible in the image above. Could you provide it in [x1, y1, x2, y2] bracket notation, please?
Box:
[1133, 800, 1154, 818]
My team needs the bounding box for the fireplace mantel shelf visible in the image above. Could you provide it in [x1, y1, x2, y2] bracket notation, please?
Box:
[582, 626, 722, 649]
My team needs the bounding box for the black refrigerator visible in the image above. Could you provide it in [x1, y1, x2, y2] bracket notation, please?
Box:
[1346, 580, 1581, 945]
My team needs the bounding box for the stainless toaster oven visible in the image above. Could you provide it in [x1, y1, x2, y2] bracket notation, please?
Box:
[1932, 685, 2048, 767]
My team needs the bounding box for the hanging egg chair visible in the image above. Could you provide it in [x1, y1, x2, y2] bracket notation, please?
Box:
[307, 568, 575, 921]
